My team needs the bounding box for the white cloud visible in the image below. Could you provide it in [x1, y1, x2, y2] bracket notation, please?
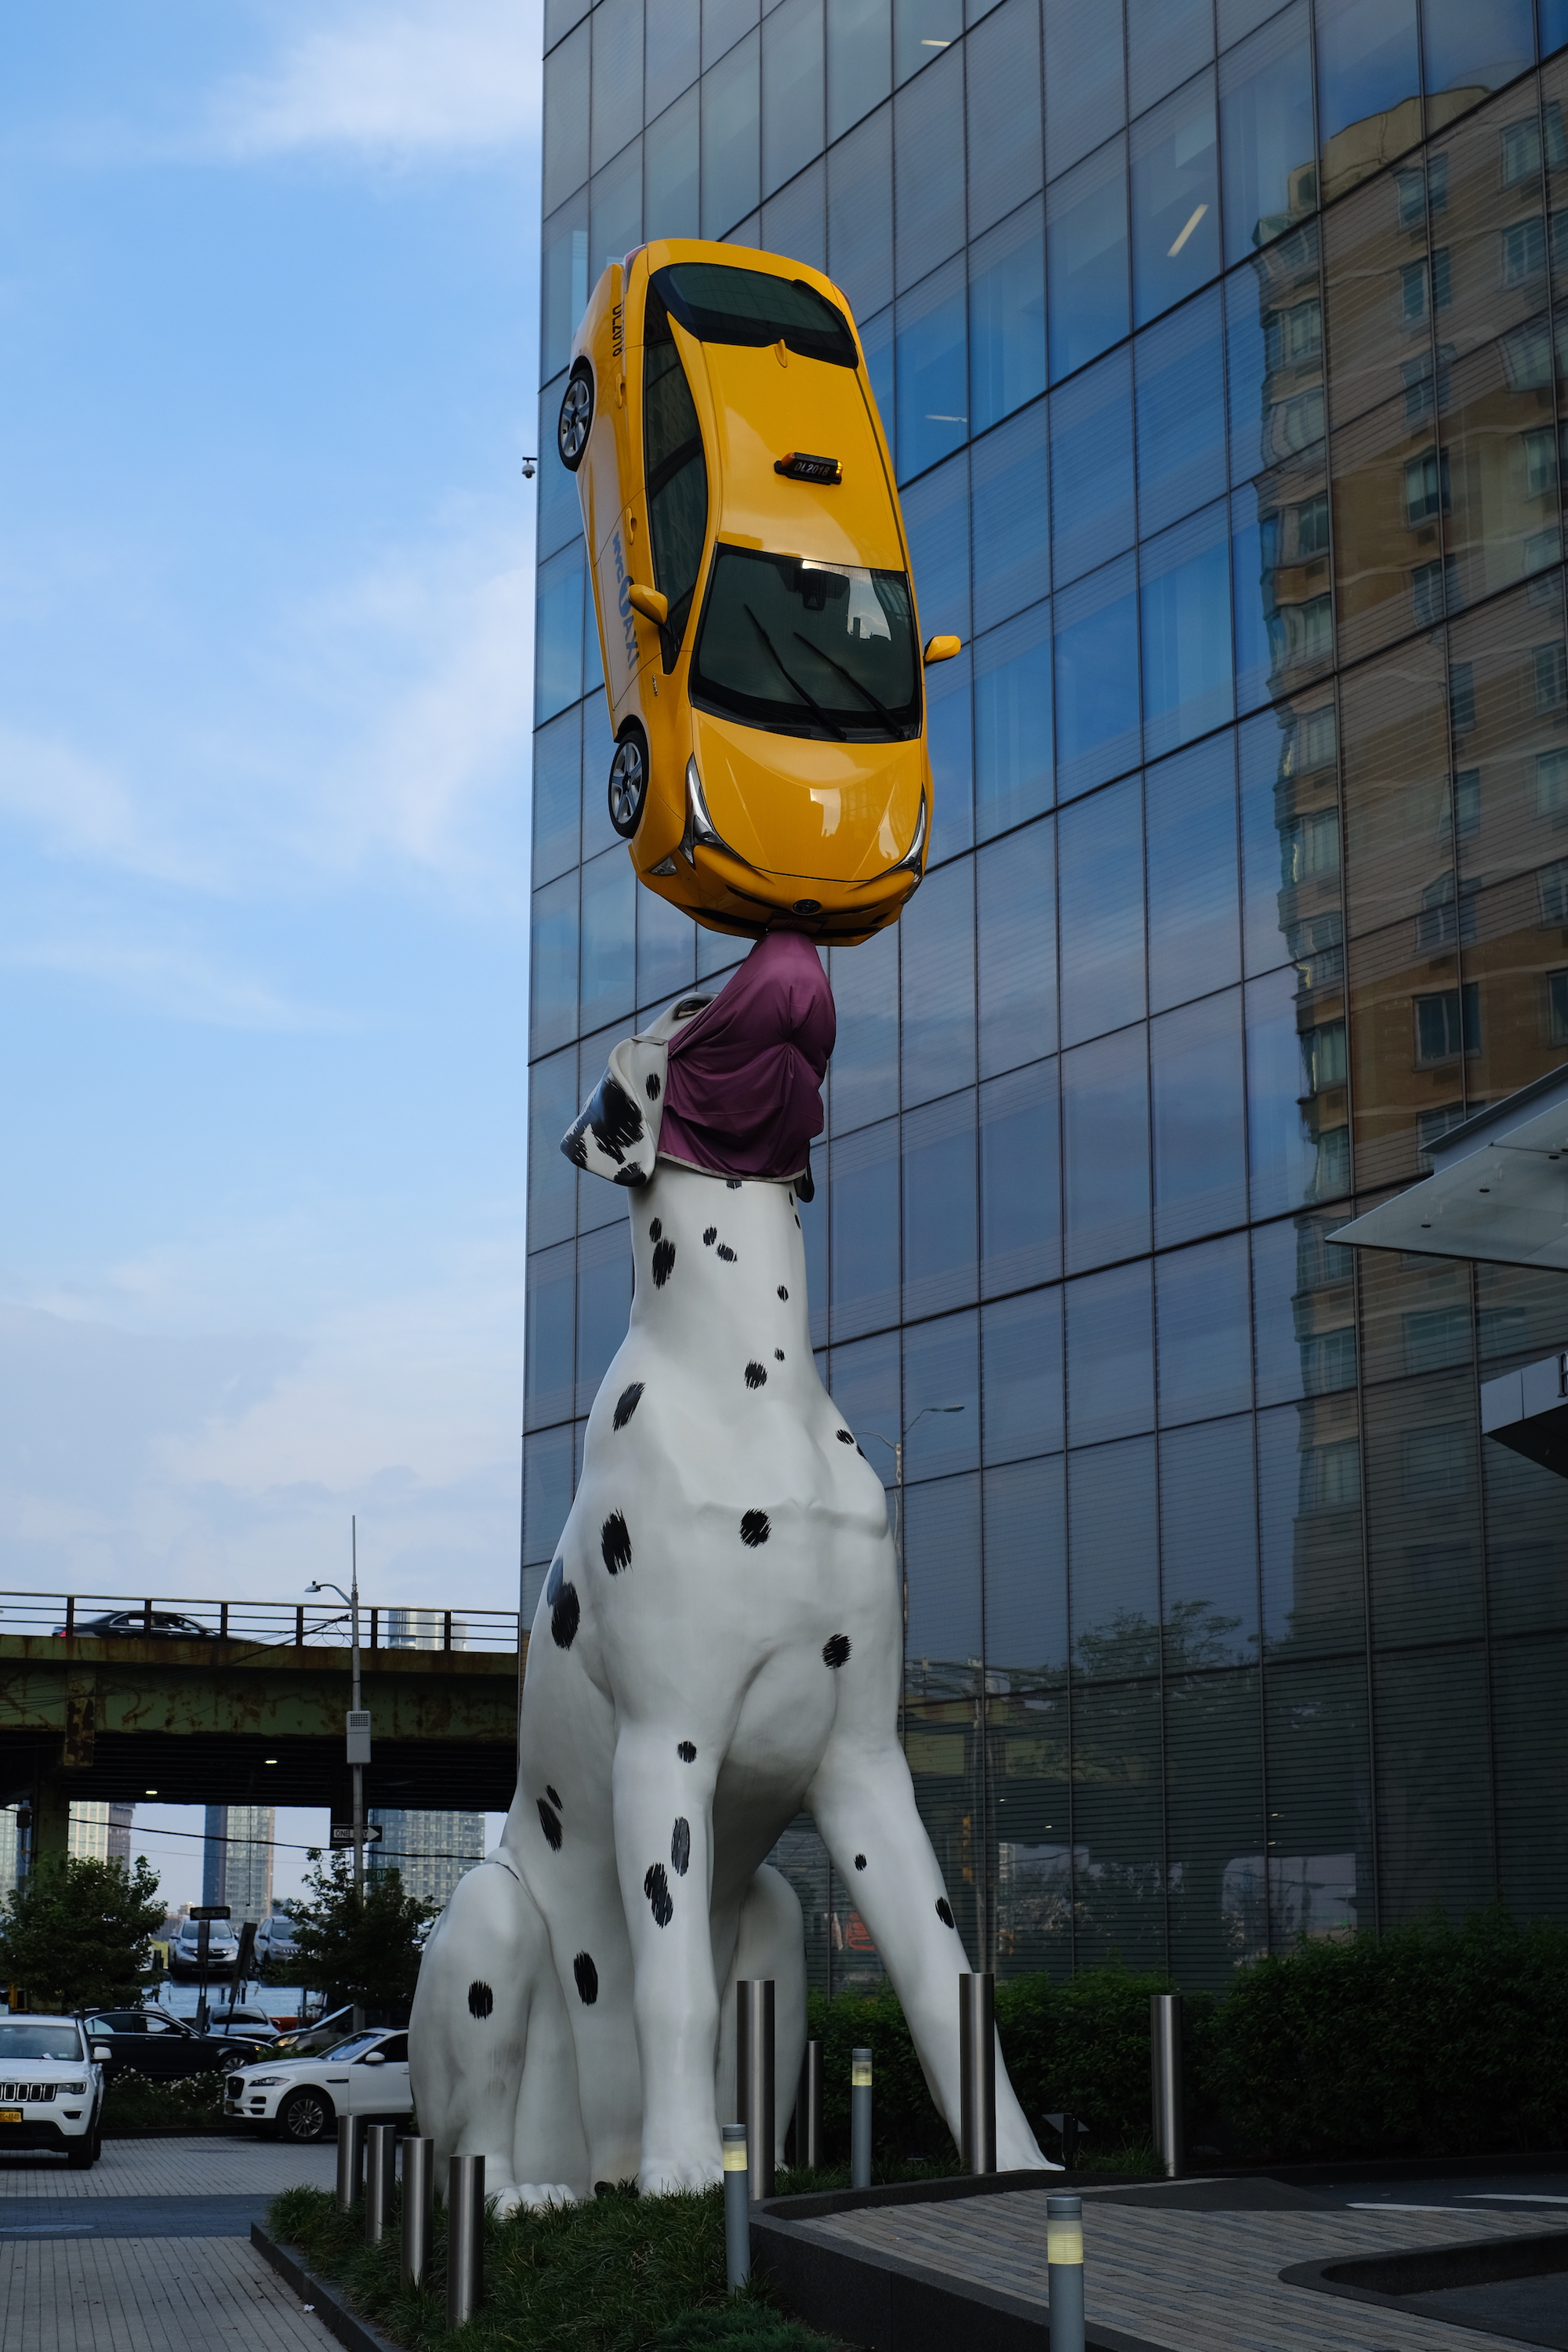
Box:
[213, 0, 543, 160]
[1, 930, 353, 1031]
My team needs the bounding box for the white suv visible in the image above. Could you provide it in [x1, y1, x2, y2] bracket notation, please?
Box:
[0, 2016, 106, 2167]
[226, 2027, 411, 2144]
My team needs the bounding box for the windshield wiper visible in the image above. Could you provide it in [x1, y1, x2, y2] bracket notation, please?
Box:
[793, 631, 902, 733]
[744, 607, 845, 740]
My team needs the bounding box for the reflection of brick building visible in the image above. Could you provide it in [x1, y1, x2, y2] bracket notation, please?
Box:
[532, 10, 1568, 1994]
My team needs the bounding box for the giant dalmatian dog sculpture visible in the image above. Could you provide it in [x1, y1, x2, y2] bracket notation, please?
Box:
[410, 931, 1050, 2204]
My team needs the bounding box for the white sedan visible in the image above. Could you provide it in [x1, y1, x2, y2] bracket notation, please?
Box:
[225, 2027, 411, 2144]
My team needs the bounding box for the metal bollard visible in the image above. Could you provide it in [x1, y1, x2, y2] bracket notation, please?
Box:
[794, 2038, 823, 2172]
[958, 1973, 996, 2176]
[445, 2151, 485, 2328]
[722, 2124, 750, 2288]
[850, 2046, 873, 2190]
[735, 1978, 775, 2202]
[401, 2136, 434, 2285]
[336, 2114, 365, 2212]
[1047, 2193, 1086, 2352]
[364, 2124, 396, 2245]
[1150, 1992, 1183, 2180]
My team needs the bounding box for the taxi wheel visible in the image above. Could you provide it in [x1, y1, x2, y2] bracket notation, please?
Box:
[557, 364, 593, 471]
[608, 725, 649, 839]
[278, 2088, 334, 2144]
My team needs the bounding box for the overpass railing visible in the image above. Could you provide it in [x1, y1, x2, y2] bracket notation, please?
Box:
[0, 1592, 519, 1653]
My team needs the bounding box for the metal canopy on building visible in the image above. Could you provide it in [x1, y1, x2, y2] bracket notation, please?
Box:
[1331, 1065, 1568, 1273]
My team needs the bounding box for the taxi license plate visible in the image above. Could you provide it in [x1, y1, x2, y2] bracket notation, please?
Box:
[0, 2108, 23, 2124]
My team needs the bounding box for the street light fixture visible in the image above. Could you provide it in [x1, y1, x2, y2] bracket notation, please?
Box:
[308, 1520, 368, 1925]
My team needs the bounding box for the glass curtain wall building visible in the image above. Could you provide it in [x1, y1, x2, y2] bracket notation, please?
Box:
[529, 0, 1568, 1994]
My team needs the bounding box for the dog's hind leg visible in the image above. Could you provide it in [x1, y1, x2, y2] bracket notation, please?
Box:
[714, 1864, 808, 2167]
[409, 1857, 587, 2212]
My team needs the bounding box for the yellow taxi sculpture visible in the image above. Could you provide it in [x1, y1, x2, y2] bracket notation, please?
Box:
[559, 240, 960, 945]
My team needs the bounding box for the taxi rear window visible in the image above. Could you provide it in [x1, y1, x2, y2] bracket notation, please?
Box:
[652, 266, 858, 368]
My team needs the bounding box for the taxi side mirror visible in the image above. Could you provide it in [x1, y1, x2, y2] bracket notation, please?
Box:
[923, 634, 962, 665]
[628, 583, 668, 627]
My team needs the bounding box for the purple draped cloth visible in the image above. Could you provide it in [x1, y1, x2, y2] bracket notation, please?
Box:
[659, 929, 835, 1180]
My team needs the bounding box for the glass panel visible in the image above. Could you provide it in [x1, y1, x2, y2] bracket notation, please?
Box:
[985, 1455, 1068, 1675]
[591, 0, 644, 173]
[1166, 1663, 1266, 1984]
[1062, 1026, 1152, 1272]
[591, 140, 642, 281]
[1240, 705, 1294, 978]
[1047, 136, 1131, 381]
[1135, 287, 1226, 539]
[1156, 1231, 1253, 1424]
[1130, 69, 1221, 328]
[702, 27, 760, 236]
[1043, 0, 1126, 180]
[579, 849, 637, 1036]
[1225, 221, 1323, 490]
[535, 543, 584, 724]
[902, 1091, 979, 1319]
[827, 103, 894, 321]
[968, 200, 1047, 435]
[904, 1472, 982, 1669]
[1146, 732, 1240, 1014]
[1443, 356, 1562, 636]
[971, 400, 1049, 638]
[1357, 1243, 1472, 1385]
[967, 0, 1044, 238]
[1129, 0, 1214, 116]
[1484, 1435, 1568, 1637]
[1374, 1643, 1495, 1923]
[978, 817, 1058, 1077]
[1316, 0, 1421, 201]
[1053, 556, 1142, 799]
[903, 1310, 981, 1476]
[893, 0, 964, 85]
[830, 1116, 902, 1338]
[895, 42, 966, 292]
[973, 602, 1054, 840]
[980, 1059, 1062, 1293]
[1264, 1650, 1370, 1947]
[543, 19, 590, 214]
[1140, 498, 1236, 758]
[543, 194, 590, 383]
[1258, 1393, 1365, 1655]
[896, 256, 969, 479]
[827, 0, 891, 143]
[828, 1327, 901, 1484]
[530, 871, 580, 1057]
[705, 0, 760, 66]
[532, 706, 582, 887]
[1218, 1, 1315, 267]
[902, 453, 971, 639]
[761, 155, 826, 273]
[1245, 964, 1319, 1215]
[528, 1046, 580, 1253]
[983, 1287, 1065, 1461]
[829, 927, 900, 1132]
[862, 301, 895, 443]
[647, 0, 701, 118]
[546, 0, 592, 46]
[1058, 775, 1145, 1047]
[690, 548, 917, 737]
[646, 87, 701, 241]
[538, 376, 581, 562]
[1366, 1366, 1483, 1650]
[900, 855, 976, 1104]
[1160, 1415, 1258, 1664]
[1421, 0, 1534, 103]
[1051, 346, 1134, 589]
[1432, 103, 1557, 367]
[1251, 1210, 1357, 1406]
[1232, 448, 1333, 720]
[636, 887, 696, 1014]
[524, 1242, 577, 1430]
[926, 640, 974, 862]
[1150, 985, 1248, 1247]
[523, 1424, 575, 1573]
[1066, 1260, 1156, 1446]
[1071, 1677, 1164, 1968]
[1068, 1433, 1160, 1666]
[762, 0, 824, 198]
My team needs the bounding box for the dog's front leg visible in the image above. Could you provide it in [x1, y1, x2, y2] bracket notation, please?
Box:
[611, 1719, 723, 2194]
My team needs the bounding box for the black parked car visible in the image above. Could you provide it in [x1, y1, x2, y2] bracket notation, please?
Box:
[54, 1610, 212, 1640]
[82, 2009, 267, 2082]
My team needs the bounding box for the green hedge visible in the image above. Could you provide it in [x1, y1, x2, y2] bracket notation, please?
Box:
[809, 1911, 1568, 2166]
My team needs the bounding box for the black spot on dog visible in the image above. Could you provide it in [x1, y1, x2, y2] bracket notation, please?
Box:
[573, 1952, 599, 2005]
[645, 1073, 661, 1100]
[601, 1512, 632, 1574]
[822, 1633, 851, 1669]
[564, 1127, 590, 1169]
[703, 1226, 717, 1247]
[614, 1163, 648, 1188]
[677, 1740, 696, 1762]
[935, 1897, 956, 1929]
[650, 1218, 662, 1242]
[467, 1980, 494, 2020]
[644, 1863, 673, 1928]
[717, 1243, 737, 1262]
[546, 1557, 564, 1603]
[652, 1238, 677, 1287]
[794, 1214, 801, 1229]
[727, 1178, 742, 1189]
[671, 1817, 691, 1876]
[537, 1798, 563, 1850]
[775, 1348, 785, 1361]
[745, 1361, 768, 1389]
[550, 1581, 580, 1650]
[740, 1510, 771, 1548]
[587, 1073, 644, 1161]
[836, 1429, 855, 1446]
[613, 1381, 644, 1429]
[855, 1854, 867, 1871]
[777, 1286, 789, 1300]
[546, 1785, 562, 1809]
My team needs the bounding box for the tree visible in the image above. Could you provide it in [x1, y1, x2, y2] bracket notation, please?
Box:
[0, 1853, 165, 2012]
[285, 1849, 438, 2014]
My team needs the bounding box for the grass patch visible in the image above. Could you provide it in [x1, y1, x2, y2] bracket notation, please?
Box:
[268, 2181, 846, 2352]
[102, 2067, 231, 2130]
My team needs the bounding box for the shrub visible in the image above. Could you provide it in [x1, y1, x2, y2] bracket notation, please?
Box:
[0, 1853, 165, 2012]
[102, 2065, 230, 2131]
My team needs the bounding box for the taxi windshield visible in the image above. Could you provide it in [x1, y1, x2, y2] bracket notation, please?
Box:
[691, 547, 920, 742]
[652, 265, 857, 368]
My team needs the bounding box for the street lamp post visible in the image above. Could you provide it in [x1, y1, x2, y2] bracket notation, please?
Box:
[858, 1406, 965, 1632]
[309, 1523, 367, 1908]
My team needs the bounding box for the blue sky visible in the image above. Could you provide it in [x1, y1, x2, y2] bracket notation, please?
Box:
[0, 2, 543, 1897]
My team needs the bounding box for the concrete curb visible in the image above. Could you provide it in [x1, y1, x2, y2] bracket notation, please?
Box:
[250, 2224, 406, 2352]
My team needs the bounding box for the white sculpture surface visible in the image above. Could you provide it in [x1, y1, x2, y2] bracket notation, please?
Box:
[410, 950, 1051, 2206]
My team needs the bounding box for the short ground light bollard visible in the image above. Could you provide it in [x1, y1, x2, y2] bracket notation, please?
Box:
[1150, 1991, 1184, 2180]
[1047, 2193, 1085, 2352]
[850, 2047, 873, 2190]
[336, 2114, 365, 2212]
[736, 1978, 775, 2201]
[958, 1973, 996, 2175]
[723, 2125, 750, 2288]
[401, 2135, 434, 2285]
[364, 2124, 396, 2245]
[446, 2151, 485, 2327]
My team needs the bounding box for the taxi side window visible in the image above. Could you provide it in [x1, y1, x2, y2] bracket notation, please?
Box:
[643, 287, 709, 669]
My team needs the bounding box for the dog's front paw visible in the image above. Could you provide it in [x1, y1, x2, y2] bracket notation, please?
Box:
[640, 2147, 724, 2197]
[517, 2181, 579, 2210]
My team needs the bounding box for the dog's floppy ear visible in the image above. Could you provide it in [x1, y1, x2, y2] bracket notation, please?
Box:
[561, 1036, 664, 1186]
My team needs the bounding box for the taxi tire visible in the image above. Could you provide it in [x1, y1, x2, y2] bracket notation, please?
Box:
[278, 2087, 335, 2144]
[557, 363, 593, 472]
[608, 723, 650, 840]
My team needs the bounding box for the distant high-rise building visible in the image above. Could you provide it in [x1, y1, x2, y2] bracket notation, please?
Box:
[68, 1802, 134, 1867]
[368, 1809, 485, 1911]
[202, 1805, 274, 1920]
